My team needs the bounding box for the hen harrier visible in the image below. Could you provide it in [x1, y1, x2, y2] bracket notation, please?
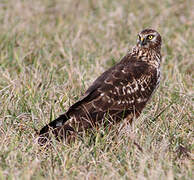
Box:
[38, 28, 162, 145]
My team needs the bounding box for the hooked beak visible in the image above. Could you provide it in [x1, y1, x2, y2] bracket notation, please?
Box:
[140, 37, 146, 46]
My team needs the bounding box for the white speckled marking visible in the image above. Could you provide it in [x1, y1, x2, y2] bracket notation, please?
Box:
[127, 89, 131, 94]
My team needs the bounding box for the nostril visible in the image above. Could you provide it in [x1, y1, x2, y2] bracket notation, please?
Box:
[140, 39, 146, 46]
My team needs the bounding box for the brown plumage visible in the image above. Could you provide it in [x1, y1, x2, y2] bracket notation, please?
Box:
[38, 28, 162, 145]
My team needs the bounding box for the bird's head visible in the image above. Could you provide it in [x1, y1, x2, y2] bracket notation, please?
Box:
[137, 29, 162, 51]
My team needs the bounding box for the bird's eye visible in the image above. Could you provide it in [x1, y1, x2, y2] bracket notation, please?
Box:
[148, 35, 153, 40]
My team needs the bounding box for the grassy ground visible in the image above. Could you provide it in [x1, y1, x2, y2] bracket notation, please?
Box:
[0, 0, 193, 179]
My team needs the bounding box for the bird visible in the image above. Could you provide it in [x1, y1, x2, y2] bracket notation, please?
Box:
[38, 28, 162, 145]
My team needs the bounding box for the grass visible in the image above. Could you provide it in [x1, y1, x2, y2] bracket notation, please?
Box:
[0, 0, 193, 179]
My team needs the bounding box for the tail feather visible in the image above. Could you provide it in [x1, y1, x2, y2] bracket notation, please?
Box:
[39, 114, 69, 135]
[38, 113, 74, 145]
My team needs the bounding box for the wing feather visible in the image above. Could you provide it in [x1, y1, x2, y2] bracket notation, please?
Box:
[67, 53, 157, 118]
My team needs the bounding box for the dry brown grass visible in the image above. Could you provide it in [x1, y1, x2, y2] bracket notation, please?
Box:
[0, 0, 193, 179]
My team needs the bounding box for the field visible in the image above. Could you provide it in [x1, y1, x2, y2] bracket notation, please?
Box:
[0, 0, 193, 179]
